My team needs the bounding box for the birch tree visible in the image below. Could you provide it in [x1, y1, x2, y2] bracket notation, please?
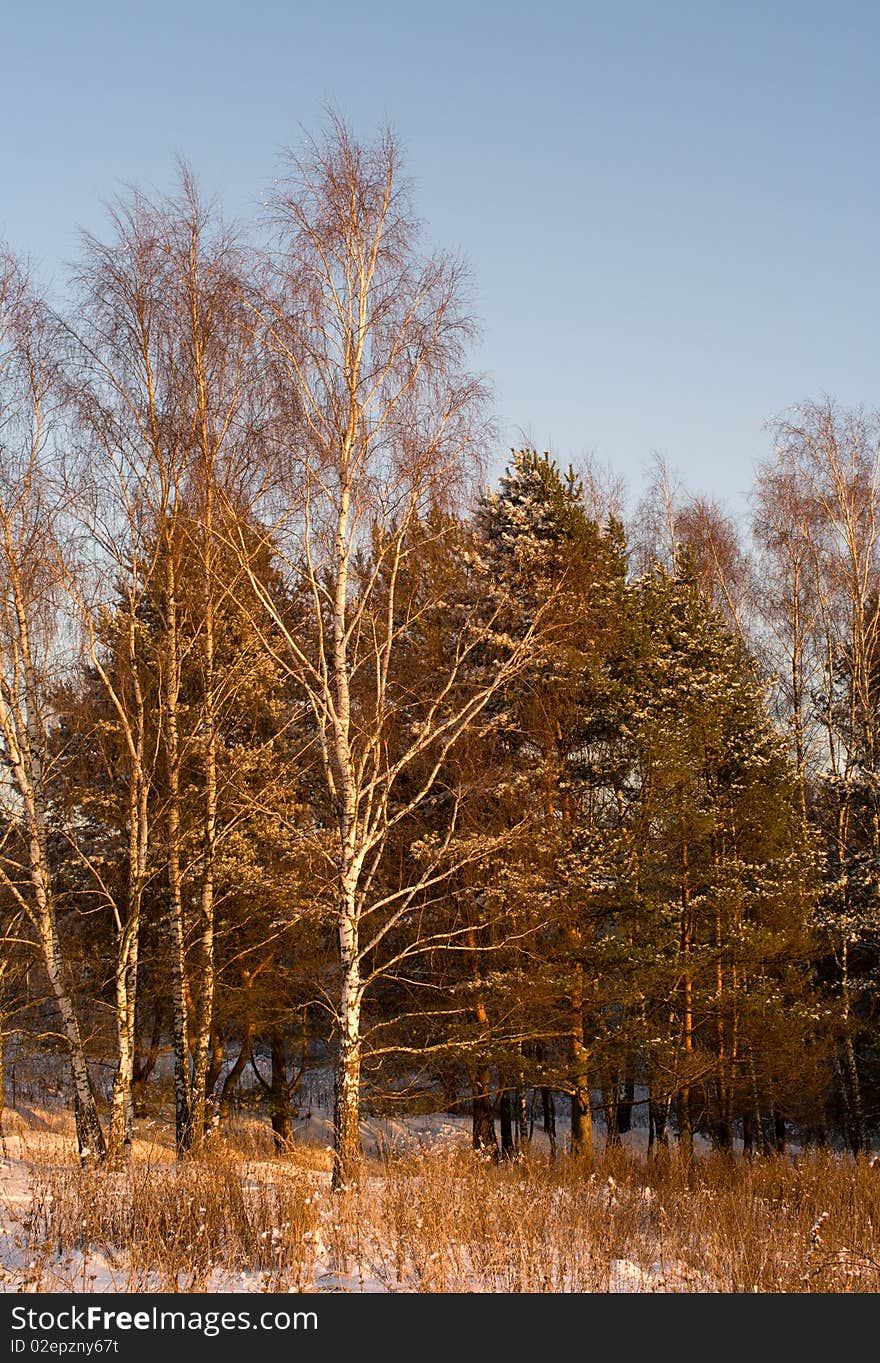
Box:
[234, 119, 547, 1186]
[0, 250, 106, 1162]
[69, 174, 263, 1151]
[755, 400, 880, 1152]
[56, 547, 158, 1166]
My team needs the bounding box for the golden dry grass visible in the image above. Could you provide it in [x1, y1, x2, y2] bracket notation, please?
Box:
[4, 1130, 880, 1292]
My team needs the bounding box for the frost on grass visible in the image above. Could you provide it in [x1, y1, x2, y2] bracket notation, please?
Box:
[1, 1106, 880, 1293]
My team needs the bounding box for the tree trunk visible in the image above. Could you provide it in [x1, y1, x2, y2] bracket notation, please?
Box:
[570, 1088, 592, 1157]
[840, 1036, 866, 1156]
[515, 1083, 529, 1151]
[542, 1087, 557, 1158]
[773, 1110, 786, 1155]
[748, 1058, 769, 1155]
[616, 1058, 635, 1136]
[163, 575, 191, 1154]
[648, 1087, 670, 1156]
[219, 1025, 253, 1120]
[190, 514, 217, 1149]
[133, 1004, 162, 1118]
[602, 1073, 621, 1149]
[0, 677, 106, 1164]
[331, 910, 362, 1188]
[43, 912, 106, 1164]
[109, 745, 145, 1165]
[470, 1070, 498, 1158]
[204, 1029, 225, 1104]
[839, 949, 867, 1154]
[269, 1028, 291, 1150]
[499, 1087, 515, 1160]
[187, 245, 220, 1153]
[676, 1089, 694, 1156]
[108, 926, 138, 1166]
[712, 1088, 733, 1151]
[107, 618, 148, 1167]
[678, 831, 694, 1158]
[568, 958, 593, 1157]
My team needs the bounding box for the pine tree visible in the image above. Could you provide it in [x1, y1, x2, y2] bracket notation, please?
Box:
[470, 449, 628, 1153]
[618, 555, 821, 1151]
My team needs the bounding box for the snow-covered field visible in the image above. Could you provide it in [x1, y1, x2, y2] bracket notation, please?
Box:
[1, 1089, 877, 1294]
[0, 1102, 713, 1293]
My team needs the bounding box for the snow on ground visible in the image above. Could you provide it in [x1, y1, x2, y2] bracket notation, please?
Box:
[0, 1081, 721, 1294]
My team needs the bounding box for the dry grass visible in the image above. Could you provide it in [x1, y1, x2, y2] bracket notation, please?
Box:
[3, 1134, 880, 1292]
[5, 1148, 321, 1292]
[349, 1144, 880, 1291]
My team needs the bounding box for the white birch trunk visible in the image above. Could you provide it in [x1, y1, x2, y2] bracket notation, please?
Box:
[162, 564, 191, 1151]
[0, 628, 106, 1164]
[332, 892, 362, 1188]
[190, 530, 217, 1147]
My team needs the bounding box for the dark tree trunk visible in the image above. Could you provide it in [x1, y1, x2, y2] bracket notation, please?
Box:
[471, 1070, 498, 1158]
[219, 1025, 253, 1119]
[713, 1115, 733, 1151]
[269, 1028, 291, 1150]
[602, 1074, 620, 1148]
[837, 1046, 866, 1156]
[616, 1059, 635, 1135]
[676, 1088, 693, 1157]
[499, 1088, 516, 1160]
[133, 1004, 162, 1117]
[713, 1079, 733, 1151]
[204, 1028, 224, 1104]
[219, 968, 255, 1120]
[648, 1091, 670, 1155]
[773, 1112, 786, 1155]
[542, 1088, 557, 1158]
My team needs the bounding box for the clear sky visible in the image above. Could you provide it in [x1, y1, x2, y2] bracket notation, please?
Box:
[3, 0, 879, 516]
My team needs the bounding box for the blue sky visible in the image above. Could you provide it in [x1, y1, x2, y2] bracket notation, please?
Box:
[3, 0, 879, 517]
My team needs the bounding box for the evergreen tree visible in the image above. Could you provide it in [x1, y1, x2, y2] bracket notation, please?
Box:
[469, 449, 628, 1153]
[618, 556, 821, 1151]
